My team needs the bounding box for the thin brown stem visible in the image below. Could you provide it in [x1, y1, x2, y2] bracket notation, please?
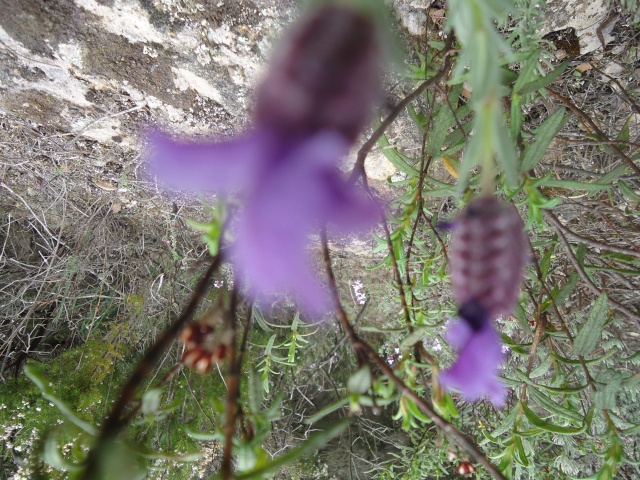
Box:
[547, 213, 640, 259]
[543, 210, 640, 323]
[527, 237, 618, 433]
[81, 254, 222, 479]
[320, 231, 507, 480]
[349, 37, 455, 183]
[221, 287, 240, 480]
[546, 88, 640, 177]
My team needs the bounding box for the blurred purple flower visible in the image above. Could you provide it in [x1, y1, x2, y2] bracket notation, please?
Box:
[148, 4, 381, 315]
[439, 318, 506, 406]
[439, 197, 526, 406]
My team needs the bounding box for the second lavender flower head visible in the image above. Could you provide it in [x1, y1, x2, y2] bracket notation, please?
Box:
[440, 197, 527, 407]
[149, 3, 383, 315]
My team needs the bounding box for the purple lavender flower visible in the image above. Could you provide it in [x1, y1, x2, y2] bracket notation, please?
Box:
[439, 197, 526, 406]
[148, 4, 381, 315]
[439, 319, 506, 406]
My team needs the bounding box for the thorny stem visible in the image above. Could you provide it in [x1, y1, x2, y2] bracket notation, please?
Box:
[543, 210, 640, 323]
[81, 253, 222, 479]
[320, 231, 508, 480]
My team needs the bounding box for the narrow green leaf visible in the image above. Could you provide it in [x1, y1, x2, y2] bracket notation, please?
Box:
[185, 428, 220, 441]
[597, 164, 628, 184]
[348, 367, 372, 395]
[513, 370, 588, 393]
[521, 402, 586, 435]
[573, 293, 609, 357]
[400, 328, 427, 350]
[528, 387, 583, 424]
[555, 273, 579, 305]
[514, 437, 529, 467]
[594, 376, 622, 410]
[232, 421, 350, 480]
[551, 348, 618, 366]
[520, 108, 569, 171]
[248, 368, 263, 413]
[513, 52, 540, 94]
[43, 433, 82, 472]
[615, 115, 631, 143]
[517, 61, 570, 95]
[490, 404, 519, 437]
[618, 181, 640, 202]
[378, 135, 419, 176]
[532, 176, 610, 192]
[304, 398, 349, 425]
[25, 364, 98, 435]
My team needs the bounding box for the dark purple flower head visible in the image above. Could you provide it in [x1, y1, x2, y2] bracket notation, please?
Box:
[148, 4, 382, 315]
[440, 197, 527, 406]
[255, 4, 380, 141]
[450, 197, 526, 320]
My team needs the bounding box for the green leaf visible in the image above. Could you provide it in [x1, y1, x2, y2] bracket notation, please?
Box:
[527, 387, 583, 424]
[513, 370, 588, 394]
[513, 52, 541, 94]
[540, 243, 555, 279]
[25, 363, 98, 435]
[594, 376, 622, 410]
[494, 111, 520, 187]
[348, 367, 372, 395]
[248, 368, 263, 412]
[516, 61, 570, 95]
[520, 108, 569, 171]
[400, 328, 426, 350]
[618, 181, 640, 202]
[573, 293, 609, 357]
[615, 115, 631, 144]
[141, 388, 162, 416]
[555, 273, 579, 306]
[551, 348, 618, 366]
[43, 433, 82, 472]
[521, 402, 587, 435]
[378, 134, 419, 176]
[531, 175, 610, 192]
[490, 404, 519, 438]
[597, 164, 628, 184]
[514, 437, 529, 467]
[231, 421, 349, 480]
[304, 398, 350, 425]
[185, 427, 220, 441]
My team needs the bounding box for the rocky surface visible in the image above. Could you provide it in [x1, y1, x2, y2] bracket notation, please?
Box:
[0, 0, 297, 144]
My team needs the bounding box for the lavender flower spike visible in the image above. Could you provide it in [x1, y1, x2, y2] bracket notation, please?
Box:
[440, 197, 527, 406]
[148, 4, 382, 315]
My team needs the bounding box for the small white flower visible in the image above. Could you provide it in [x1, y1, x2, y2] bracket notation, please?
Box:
[352, 279, 367, 305]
